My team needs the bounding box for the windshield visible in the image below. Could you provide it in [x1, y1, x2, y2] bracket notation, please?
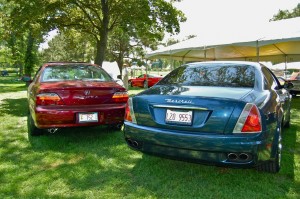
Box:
[157, 63, 255, 88]
[41, 64, 113, 82]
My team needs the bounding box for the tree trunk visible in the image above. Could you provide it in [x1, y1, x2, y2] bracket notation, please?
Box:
[24, 30, 35, 76]
[95, 0, 110, 66]
[95, 36, 107, 66]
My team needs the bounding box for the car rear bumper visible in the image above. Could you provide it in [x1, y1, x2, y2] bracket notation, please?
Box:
[124, 122, 271, 167]
[32, 104, 126, 128]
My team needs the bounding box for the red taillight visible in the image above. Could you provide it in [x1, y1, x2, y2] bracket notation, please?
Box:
[233, 103, 262, 133]
[124, 98, 136, 123]
[241, 106, 261, 132]
[124, 102, 132, 122]
[36, 93, 64, 106]
[112, 92, 129, 103]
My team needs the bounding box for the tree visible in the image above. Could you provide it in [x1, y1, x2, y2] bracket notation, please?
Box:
[41, 30, 95, 63]
[271, 3, 300, 21]
[35, 0, 185, 66]
[2, 0, 50, 76]
[4, 0, 186, 74]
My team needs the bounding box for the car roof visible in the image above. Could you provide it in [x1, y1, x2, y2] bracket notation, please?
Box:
[186, 61, 262, 68]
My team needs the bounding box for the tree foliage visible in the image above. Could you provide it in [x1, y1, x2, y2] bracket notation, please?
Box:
[2, 0, 186, 75]
[41, 30, 95, 63]
[1, 0, 51, 75]
[45, 0, 186, 66]
[271, 3, 300, 21]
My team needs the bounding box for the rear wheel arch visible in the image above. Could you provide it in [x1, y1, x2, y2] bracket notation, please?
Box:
[27, 112, 44, 136]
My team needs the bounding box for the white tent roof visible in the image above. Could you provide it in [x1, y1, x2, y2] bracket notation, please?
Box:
[146, 17, 300, 64]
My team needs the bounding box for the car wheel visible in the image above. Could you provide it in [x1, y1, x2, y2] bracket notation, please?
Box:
[143, 81, 148, 88]
[257, 128, 282, 173]
[27, 113, 43, 136]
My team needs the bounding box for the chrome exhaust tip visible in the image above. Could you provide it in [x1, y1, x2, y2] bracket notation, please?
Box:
[48, 128, 58, 134]
[228, 153, 238, 160]
[239, 153, 250, 161]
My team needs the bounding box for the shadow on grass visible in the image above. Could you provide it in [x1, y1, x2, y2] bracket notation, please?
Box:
[22, 127, 145, 197]
[0, 98, 28, 117]
[1, 81, 299, 198]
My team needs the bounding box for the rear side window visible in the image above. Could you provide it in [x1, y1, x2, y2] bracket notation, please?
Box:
[41, 64, 113, 82]
[157, 63, 255, 88]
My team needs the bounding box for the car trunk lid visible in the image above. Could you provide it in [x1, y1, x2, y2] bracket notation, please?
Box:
[38, 81, 125, 105]
[132, 86, 252, 134]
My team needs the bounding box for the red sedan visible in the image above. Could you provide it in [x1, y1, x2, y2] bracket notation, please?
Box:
[27, 62, 128, 136]
[128, 74, 163, 88]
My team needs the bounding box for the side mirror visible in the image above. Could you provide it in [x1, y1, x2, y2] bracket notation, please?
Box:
[284, 82, 294, 89]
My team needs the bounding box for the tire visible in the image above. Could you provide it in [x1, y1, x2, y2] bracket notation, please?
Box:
[143, 81, 148, 88]
[27, 113, 43, 136]
[257, 129, 282, 173]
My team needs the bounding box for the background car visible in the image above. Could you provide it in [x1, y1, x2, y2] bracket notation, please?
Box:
[287, 72, 300, 96]
[27, 62, 128, 136]
[128, 74, 163, 88]
[124, 61, 292, 173]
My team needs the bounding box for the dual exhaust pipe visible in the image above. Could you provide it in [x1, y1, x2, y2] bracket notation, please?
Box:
[227, 152, 251, 162]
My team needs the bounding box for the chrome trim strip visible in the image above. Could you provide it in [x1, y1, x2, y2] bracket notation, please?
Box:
[152, 104, 208, 110]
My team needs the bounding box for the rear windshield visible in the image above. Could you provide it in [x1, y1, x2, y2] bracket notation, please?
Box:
[157, 63, 255, 88]
[41, 64, 113, 82]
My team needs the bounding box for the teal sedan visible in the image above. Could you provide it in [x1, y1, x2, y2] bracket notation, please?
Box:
[123, 61, 293, 173]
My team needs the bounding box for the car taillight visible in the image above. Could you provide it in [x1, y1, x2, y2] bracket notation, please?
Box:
[36, 93, 64, 106]
[233, 103, 262, 133]
[124, 98, 136, 123]
[112, 92, 129, 103]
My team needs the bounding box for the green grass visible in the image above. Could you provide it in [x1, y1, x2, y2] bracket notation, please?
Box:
[0, 75, 299, 198]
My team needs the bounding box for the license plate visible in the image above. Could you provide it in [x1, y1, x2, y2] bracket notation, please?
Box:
[165, 109, 193, 125]
[78, 112, 98, 123]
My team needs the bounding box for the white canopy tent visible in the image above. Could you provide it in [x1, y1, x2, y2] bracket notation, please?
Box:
[146, 17, 300, 64]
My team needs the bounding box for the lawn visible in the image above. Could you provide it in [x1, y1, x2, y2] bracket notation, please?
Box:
[0, 75, 299, 198]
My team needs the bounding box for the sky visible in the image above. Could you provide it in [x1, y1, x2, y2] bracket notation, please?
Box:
[171, 0, 300, 41]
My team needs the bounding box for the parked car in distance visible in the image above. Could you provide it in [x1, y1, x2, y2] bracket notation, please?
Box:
[27, 62, 128, 136]
[287, 72, 300, 97]
[124, 61, 292, 173]
[128, 74, 163, 88]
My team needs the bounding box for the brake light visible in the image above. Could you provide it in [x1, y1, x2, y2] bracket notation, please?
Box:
[112, 92, 129, 103]
[36, 93, 64, 106]
[233, 103, 262, 133]
[124, 98, 136, 123]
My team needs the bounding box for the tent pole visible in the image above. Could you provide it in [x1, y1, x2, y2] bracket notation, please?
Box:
[285, 55, 287, 72]
[256, 40, 260, 62]
[169, 50, 173, 71]
[204, 46, 207, 61]
[182, 50, 191, 63]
